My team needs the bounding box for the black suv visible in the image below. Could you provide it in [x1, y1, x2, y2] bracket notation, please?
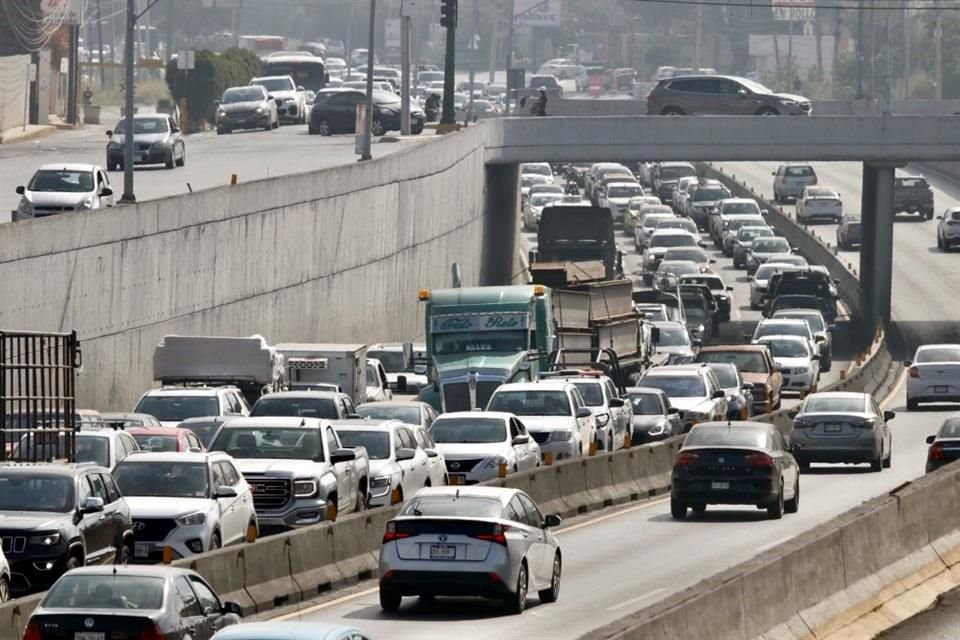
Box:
[308, 88, 425, 136]
[0, 463, 134, 595]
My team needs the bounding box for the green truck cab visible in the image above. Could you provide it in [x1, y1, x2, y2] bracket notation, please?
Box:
[415, 285, 555, 412]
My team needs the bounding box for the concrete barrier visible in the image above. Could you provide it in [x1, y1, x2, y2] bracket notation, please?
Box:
[0, 594, 41, 640]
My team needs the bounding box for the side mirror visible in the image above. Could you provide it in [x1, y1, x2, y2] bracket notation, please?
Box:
[904, 360, 912, 367]
[80, 496, 105, 514]
[726, 286, 734, 291]
[425, 448, 439, 458]
[937, 215, 944, 220]
[105, 130, 113, 137]
[296, 85, 305, 92]
[512, 435, 531, 445]
[576, 407, 592, 419]
[221, 601, 243, 617]
[883, 410, 896, 421]
[100, 186, 113, 197]
[709, 258, 717, 264]
[213, 100, 220, 107]
[651, 326, 661, 343]
[414, 364, 428, 375]
[395, 447, 416, 462]
[811, 354, 821, 360]
[402, 341, 415, 369]
[790, 442, 803, 452]
[667, 407, 680, 414]
[815, 335, 826, 343]
[275, 98, 283, 107]
[828, 324, 837, 331]
[528, 250, 538, 264]
[761, 209, 768, 215]
[926, 435, 936, 445]
[737, 89, 749, 97]
[692, 339, 703, 347]
[331, 447, 357, 464]
[15, 186, 25, 195]
[788, 409, 799, 419]
[215, 486, 238, 498]
[396, 375, 408, 393]
[711, 390, 725, 400]
[609, 398, 625, 408]
[543, 514, 562, 528]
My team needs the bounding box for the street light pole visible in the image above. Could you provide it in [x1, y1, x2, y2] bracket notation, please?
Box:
[360, 0, 376, 161]
[121, 0, 137, 202]
[438, 0, 458, 131]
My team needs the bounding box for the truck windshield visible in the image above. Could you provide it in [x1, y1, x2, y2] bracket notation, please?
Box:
[249, 397, 338, 419]
[431, 418, 506, 443]
[211, 427, 321, 460]
[134, 396, 220, 422]
[433, 330, 527, 355]
[367, 351, 407, 372]
[0, 473, 74, 512]
[114, 462, 210, 498]
[336, 430, 391, 459]
[487, 390, 571, 416]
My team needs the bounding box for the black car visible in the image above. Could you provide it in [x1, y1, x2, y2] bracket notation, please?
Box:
[308, 88, 424, 136]
[0, 463, 134, 595]
[624, 387, 682, 444]
[24, 565, 243, 640]
[670, 421, 801, 520]
[105, 114, 185, 171]
[925, 417, 960, 473]
[214, 85, 280, 134]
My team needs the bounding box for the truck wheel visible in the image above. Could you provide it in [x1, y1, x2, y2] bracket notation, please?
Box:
[0, 575, 8, 603]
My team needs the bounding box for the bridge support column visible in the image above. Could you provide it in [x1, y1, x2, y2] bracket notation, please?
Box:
[859, 164, 878, 330]
[479, 163, 520, 286]
[859, 163, 896, 332]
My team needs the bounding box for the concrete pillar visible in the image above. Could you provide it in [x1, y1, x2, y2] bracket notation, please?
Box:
[480, 163, 520, 286]
[871, 165, 896, 328]
[859, 163, 878, 328]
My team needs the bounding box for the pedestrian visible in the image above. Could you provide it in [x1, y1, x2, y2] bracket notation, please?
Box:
[82, 86, 94, 106]
[536, 86, 548, 116]
[793, 77, 802, 93]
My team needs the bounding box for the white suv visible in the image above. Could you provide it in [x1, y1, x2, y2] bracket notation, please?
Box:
[541, 373, 632, 452]
[134, 387, 250, 427]
[486, 382, 596, 463]
[112, 451, 257, 562]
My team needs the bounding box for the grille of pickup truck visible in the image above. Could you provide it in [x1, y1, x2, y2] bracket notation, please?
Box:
[244, 475, 292, 511]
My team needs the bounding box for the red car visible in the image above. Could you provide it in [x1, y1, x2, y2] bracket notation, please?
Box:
[126, 427, 205, 453]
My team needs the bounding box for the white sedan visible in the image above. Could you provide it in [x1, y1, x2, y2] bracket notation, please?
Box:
[537, 58, 582, 79]
[430, 412, 541, 484]
[755, 335, 821, 394]
[795, 186, 843, 224]
[15, 163, 114, 219]
[906, 344, 960, 410]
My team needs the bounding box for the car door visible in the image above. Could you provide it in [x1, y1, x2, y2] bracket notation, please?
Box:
[100, 472, 130, 550]
[174, 575, 214, 640]
[83, 472, 116, 564]
[326, 427, 353, 512]
[504, 496, 542, 585]
[513, 419, 538, 471]
[507, 418, 527, 471]
[189, 575, 235, 638]
[604, 379, 628, 443]
[517, 494, 551, 585]
[772, 431, 797, 495]
[399, 427, 429, 487]
[212, 461, 242, 544]
[871, 398, 891, 455]
[333, 92, 363, 131]
[570, 389, 593, 450]
[414, 427, 445, 486]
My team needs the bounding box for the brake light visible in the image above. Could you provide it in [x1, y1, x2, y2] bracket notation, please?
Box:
[674, 451, 699, 466]
[909, 366, 920, 379]
[472, 523, 510, 546]
[382, 521, 412, 543]
[929, 443, 946, 461]
[23, 624, 41, 640]
[139, 624, 164, 640]
[793, 420, 809, 430]
[745, 453, 774, 467]
[860, 419, 875, 430]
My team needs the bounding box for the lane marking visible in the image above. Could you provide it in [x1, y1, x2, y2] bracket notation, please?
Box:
[272, 587, 379, 620]
[756, 535, 793, 554]
[558, 496, 671, 535]
[879, 367, 908, 409]
[605, 588, 667, 611]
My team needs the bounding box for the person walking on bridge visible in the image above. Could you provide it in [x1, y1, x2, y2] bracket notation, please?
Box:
[535, 87, 548, 116]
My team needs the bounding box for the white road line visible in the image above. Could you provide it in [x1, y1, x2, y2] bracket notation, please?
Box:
[756, 535, 793, 554]
[605, 588, 667, 611]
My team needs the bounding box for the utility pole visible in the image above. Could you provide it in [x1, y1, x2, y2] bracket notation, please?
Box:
[504, 0, 515, 114]
[488, 0, 499, 83]
[935, 1, 943, 99]
[831, 6, 840, 95]
[466, 0, 479, 124]
[165, 0, 174, 63]
[693, 3, 702, 68]
[400, 2, 411, 135]
[122, 0, 137, 202]
[96, 0, 106, 88]
[884, 7, 892, 114]
[903, 1, 910, 99]
[67, 21, 80, 125]
[855, 0, 864, 99]
[438, 0, 458, 131]
[360, 0, 376, 160]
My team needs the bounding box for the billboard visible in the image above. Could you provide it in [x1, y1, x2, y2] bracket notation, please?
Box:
[771, 0, 815, 21]
[514, 0, 561, 28]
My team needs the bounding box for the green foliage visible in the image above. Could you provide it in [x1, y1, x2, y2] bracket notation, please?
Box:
[165, 48, 263, 132]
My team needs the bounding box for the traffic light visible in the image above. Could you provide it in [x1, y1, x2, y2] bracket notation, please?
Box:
[440, 0, 458, 29]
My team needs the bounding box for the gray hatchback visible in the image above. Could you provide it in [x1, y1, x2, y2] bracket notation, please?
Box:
[789, 392, 894, 471]
[646, 75, 811, 117]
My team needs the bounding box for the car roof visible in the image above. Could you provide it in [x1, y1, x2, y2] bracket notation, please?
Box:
[434, 411, 512, 421]
[357, 401, 429, 410]
[220, 417, 330, 428]
[643, 365, 708, 377]
[77, 429, 115, 439]
[256, 390, 340, 400]
[720, 198, 757, 204]
[699, 344, 768, 353]
[143, 388, 228, 397]
[689, 420, 777, 432]
[804, 391, 868, 399]
[121, 451, 219, 463]
[0, 462, 92, 476]
[124, 427, 189, 436]
[758, 318, 808, 326]
[652, 229, 695, 237]
[756, 334, 809, 343]
[51, 564, 194, 578]
[411, 485, 517, 503]
[211, 622, 364, 640]
[36, 163, 99, 172]
[495, 381, 573, 392]
[329, 418, 405, 431]
[624, 386, 668, 396]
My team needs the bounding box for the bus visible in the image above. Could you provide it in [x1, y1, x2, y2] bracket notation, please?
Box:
[262, 54, 328, 92]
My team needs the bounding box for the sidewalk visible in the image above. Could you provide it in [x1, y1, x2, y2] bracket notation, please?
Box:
[0, 106, 126, 145]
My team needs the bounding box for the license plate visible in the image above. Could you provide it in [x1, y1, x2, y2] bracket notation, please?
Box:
[711, 481, 730, 490]
[448, 474, 465, 485]
[825, 423, 842, 433]
[429, 544, 456, 560]
[935, 386, 949, 394]
[134, 542, 151, 558]
[75, 633, 105, 640]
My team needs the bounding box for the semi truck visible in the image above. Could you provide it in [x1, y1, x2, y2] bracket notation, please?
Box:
[415, 285, 556, 412]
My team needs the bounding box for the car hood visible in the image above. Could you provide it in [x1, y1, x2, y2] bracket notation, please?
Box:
[125, 496, 213, 518]
[772, 356, 813, 368]
[0, 511, 68, 531]
[436, 442, 507, 457]
[631, 414, 668, 428]
[23, 191, 91, 206]
[519, 415, 578, 432]
[741, 371, 772, 386]
[269, 89, 298, 100]
[368, 459, 401, 478]
[433, 353, 527, 381]
[773, 92, 809, 103]
[219, 101, 265, 113]
[109, 132, 170, 145]
[669, 396, 714, 412]
[233, 458, 321, 476]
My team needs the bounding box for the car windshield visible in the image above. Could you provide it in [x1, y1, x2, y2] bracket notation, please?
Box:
[134, 396, 220, 423]
[664, 249, 706, 263]
[685, 426, 770, 448]
[693, 187, 730, 202]
[43, 575, 165, 610]
[708, 366, 739, 388]
[753, 238, 790, 253]
[253, 77, 294, 91]
[114, 117, 169, 134]
[651, 234, 697, 248]
[222, 87, 264, 103]
[27, 169, 94, 193]
[760, 339, 809, 358]
[0, 473, 74, 512]
[627, 393, 663, 415]
[917, 347, 960, 363]
[433, 331, 526, 355]
[656, 324, 690, 346]
[531, 194, 562, 207]
[487, 390, 571, 416]
[250, 397, 338, 419]
[570, 382, 603, 406]
[802, 396, 866, 413]
[639, 374, 705, 398]
[130, 434, 180, 452]
[897, 178, 928, 189]
[755, 323, 807, 339]
[643, 214, 674, 229]
[607, 185, 643, 198]
[659, 165, 695, 180]
[400, 495, 504, 518]
[699, 351, 768, 374]
[722, 202, 759, 214]
[336, 430, 391, 460]
[356, 405, 421, 424]
[210, 427, 322, 460]
[776, 312, 826, 332]
[114, 461, 209, 498]
[431, 417, 506, 443]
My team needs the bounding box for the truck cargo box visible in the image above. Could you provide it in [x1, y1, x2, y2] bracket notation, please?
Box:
[553, 289, 592, 330]
[153, 335, 283, 387]
[531, 260, 607, 287]
[596, 317, 640, 358]
[275, 343, 367, 405]
[583, 279, 634, 322]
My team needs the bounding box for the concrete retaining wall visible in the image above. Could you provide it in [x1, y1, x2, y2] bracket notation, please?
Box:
[0, 125, 489, 409]
[0, 55, 30, 137]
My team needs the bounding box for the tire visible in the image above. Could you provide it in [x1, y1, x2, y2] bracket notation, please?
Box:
[371, 119, 386, 136]
[938, 234, 944, 250]
[263, 119, 272, 132]
[907, 398, 919, 411]
[0, 576, 8, 603]
[883, 447, 892, 469]
[756, 107, 780, 116]
[355, 483, 367, 512]
[316, 119, 332, 136]
[691, 504, 707, 515]
[538, 553, 562, 603]
[870, 446, 884, 472]
[784, 478, 800, 513]
[210, 532, 222, 551]
[175, 147, 185, 167]
[505, 562, 529, 614]
[670, 497, 687, 520]
[661, 107, 684, 116]
[379, 586, 402, 612]
[115, 543, 132, 565]
[216, 127, 225, 135]
[767, 483, 784, 519]
[163, 153, 175, 169]
[65, 555, 81, 572]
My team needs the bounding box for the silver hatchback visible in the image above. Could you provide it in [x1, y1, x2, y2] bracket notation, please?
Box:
[378, 486, 562, 614]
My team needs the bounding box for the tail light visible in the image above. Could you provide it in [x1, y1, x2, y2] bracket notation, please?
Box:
[139, 624, 165, 640]
[23, 624, 41, 640]
[382, 521, 412, 543]
[793, 419, 810, 430]
[860, 419, 875, 430]
[674, 451, 699, 466]
[909, 366, 920, 379]
[745, 453, 774, 467]
[472, 523, 510, 546]
[929, 443, 946, 461]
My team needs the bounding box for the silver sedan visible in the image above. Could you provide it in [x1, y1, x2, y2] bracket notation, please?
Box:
[378, 486, 562, 614]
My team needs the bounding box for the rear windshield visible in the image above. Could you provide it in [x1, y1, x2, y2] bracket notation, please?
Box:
[627, 392, 664, 415]
[726, 217, 765, 231]
[643, 214, 675, 229]
[802, 396, 866, 413]
[685, 427, 770, 449]
[356, 405, 421, 424]
[708, 365, 739, 388]
[784, 166, 814, 177]
[755, 323, 807, 339]
[659, 165, 696, 180]
[651, 234, 697, 248]
[917, 347, 960, 363]
[896, 178, 928, 189]
[693, 187, 731, 201]
[43, 575, 165, 610]
[638, 374, 705, 398]
[607, 185, 643, 198]
[250, 397, 338, 419]
[721, 202, 760, 214]
[739, 227, 773, 241]
[753, 238, 790, 253]
[134, 396, 219, 423]
[400, 495, 503, 518]
[336, 430, 391, 459]
[759, 339, 810, 358]
[806, 188, 837, 198]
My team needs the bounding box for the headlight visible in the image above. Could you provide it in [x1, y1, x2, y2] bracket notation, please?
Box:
[176, 511, 207, 526]
[481, 456, 508, 470]
[596, 413, 610, 427]
[780, 99, 798, 106]
[551, 430, 574, 442]
[256, 106, 265, 113]
[79, 196, 95, 210]
[216, 109, 226, 118]
[370, 476, 393, 488]
[29, 533, 60, 546]
[648, 421, 667, 436]
[293, 479, 319, 497]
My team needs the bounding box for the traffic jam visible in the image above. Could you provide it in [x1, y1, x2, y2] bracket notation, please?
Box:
[14, 158, 960, 639]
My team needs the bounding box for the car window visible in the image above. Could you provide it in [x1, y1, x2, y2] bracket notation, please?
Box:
[399, 428, 418, 450]
[101, 473, 121, 504]
[716, 78, 741, 94]
[420, 428, 436, 448]
[187, 433, 203, 450]
[211, 462, 227, 490]
[325, 428, 339, 456]
[87, 472, 109, 501]
[222, 461, 241, 486]
[503, 497, 526, 524]
[339, 398, 352, 417]
[188, 576, 222, 616]
[76, 474, 92, 504]
[174, 576, 204, 617]
[518, 493, 545, 528]
[508, 418, 520, 439]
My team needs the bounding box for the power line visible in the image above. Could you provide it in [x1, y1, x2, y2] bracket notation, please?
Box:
[627, 0, 958, 11]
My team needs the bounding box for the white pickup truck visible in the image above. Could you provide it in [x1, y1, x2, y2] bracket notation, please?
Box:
[208, 416, 370, 530]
